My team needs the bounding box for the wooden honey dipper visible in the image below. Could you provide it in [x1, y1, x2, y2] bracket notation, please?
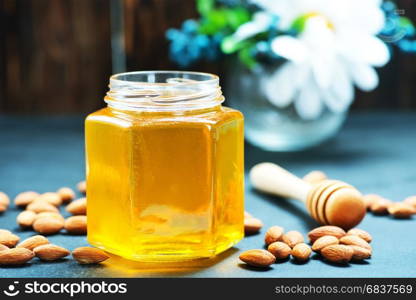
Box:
[250, 162, 366, 229]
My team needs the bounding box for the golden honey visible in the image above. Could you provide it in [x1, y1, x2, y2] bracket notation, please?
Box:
[85, 71, 244, 261]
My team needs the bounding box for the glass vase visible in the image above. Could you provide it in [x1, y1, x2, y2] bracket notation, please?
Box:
[225, 62, 347, 151]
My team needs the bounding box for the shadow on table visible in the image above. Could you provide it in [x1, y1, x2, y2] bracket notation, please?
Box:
[244, 138, 376, 172]
[251, 189, 319, 230]
[99, 247, 239, 277]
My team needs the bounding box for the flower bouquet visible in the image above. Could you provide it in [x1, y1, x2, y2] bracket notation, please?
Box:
[166, 0, 416, 151]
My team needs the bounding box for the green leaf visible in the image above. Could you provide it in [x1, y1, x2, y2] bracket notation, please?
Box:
[198, 9, 229, 35]
[290, 15, 308, 33]
[197, 0, 215, 16]
[399, 16, 414, 28]
[221, 36, 251, 54]
[238, 47, 257, 69]
[224, 8, 251, 30]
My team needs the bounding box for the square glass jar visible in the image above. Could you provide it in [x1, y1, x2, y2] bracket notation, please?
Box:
[85, 71, 244, 261]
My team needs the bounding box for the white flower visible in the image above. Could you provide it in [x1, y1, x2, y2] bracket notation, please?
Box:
[251, 0, 390, 119]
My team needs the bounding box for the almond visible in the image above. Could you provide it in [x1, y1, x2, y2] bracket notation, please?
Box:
[77, 181, 87, 194]
[370, 198, 391, 214]
[35, 192, 62, 206]
[33, 217, 64, 235]
[308, 226, 346, 243]
[65, 216, 87, 235]
[349, 245, 372, 261]
[388, 202, 415, 218]
[72, 247, 109, 264]
[239, 249, 275, 268]
[66, 198, 87, 215]
[312, 235, 339, 252]
[57, 187, 76, 203]
[16, 210, 37, 228]
[26, 201, 59, 213]
[17, 235, 49, 250]
[0, 230, 20, 247]
[34, 212, 65, 222]
[264, 226, 284, 245]
[0, 248, 34, 265]
[363, 194, 383, 210]
[303, 171, 327, 184]
[14, 191, 40, 207]
[0, 191, 10, 207]
[267, 242, 291, 260]
[321, 245, 353, 264]
[404, 196, 416, 209]
[34, 244, 70, 261]
[339, 235, 372, 251]
[291, 243, 311, 262]
[0, 244, 9, 252]
[244, 217, 263, 235]
[244, 211, 253, 219]
[282, 230, 304, 248]
[346, 228, 372, 243]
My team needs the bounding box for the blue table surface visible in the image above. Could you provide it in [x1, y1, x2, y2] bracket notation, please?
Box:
[0, 112, 415, 278]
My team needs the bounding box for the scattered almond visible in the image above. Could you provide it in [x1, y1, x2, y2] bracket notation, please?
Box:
[282, 231, 304, 248]
[72, 247, 109, 264]
[303, 171, 327, 184]
[66, 198, 87, 215]
[0, 230, 20, 247]
[404, 196, 416, 209]
[33, 217, 64, 235]
[349, 245, 372, 261]
[388, 202, 415, 218]
[0, 244, 9, 252]
[264, 226, 284, 245]
[363, 194, 383, 211]
[34, 244, 70, 261]
[244, 217, 263, 235]
[308, 226, 346, 243]
[244, 211, 253, 219]
[14, 191, 40, 207]
[26, 201, 59, 213]
[16, 210, 37, 228]
[65, 216, 87, 235]
[291, 243, 311, 262]
[346, 228, 372, 243]
[267, 242, 291, 260]
[0, 191, 10, 207]
[370, 198, 391, 214]
[0, 248, 34, 265]
[77, 181, 87, 194]
[239, 249, 275, 268]
[321, 245, 353, 264]
[57, 187, 76, 203]
[17, 235, 49, 250]
[34, 212, 65, 222]
[35, 192, 62, 206]
[339, 235, 372, 251]
[312, 235, 339, 252]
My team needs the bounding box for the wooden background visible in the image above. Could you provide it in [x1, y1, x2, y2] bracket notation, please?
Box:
[1, 0, 415, 114]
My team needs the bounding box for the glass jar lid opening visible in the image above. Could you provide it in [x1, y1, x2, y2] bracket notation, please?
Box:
[105, 71, 224, 111]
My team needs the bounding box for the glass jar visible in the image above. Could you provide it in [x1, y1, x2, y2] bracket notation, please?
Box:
[226, 62, 347, 151]
[85, 71, 244, 262]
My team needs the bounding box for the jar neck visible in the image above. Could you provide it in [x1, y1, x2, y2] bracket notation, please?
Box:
[104, 71, 224, 113]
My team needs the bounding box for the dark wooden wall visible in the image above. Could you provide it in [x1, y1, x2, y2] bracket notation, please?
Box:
[0, 0, 415, 114]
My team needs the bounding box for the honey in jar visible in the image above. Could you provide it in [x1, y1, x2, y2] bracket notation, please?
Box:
[85, 71, 244, 261]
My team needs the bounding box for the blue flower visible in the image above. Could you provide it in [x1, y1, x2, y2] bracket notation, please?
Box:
[166, 20, 222, 67]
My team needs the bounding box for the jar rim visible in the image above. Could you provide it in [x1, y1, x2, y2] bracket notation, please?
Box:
[109, 70, 219, 86]
[105, 70, 224, 112]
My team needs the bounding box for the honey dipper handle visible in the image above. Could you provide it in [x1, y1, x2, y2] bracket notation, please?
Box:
[249, 162, 311, 203]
